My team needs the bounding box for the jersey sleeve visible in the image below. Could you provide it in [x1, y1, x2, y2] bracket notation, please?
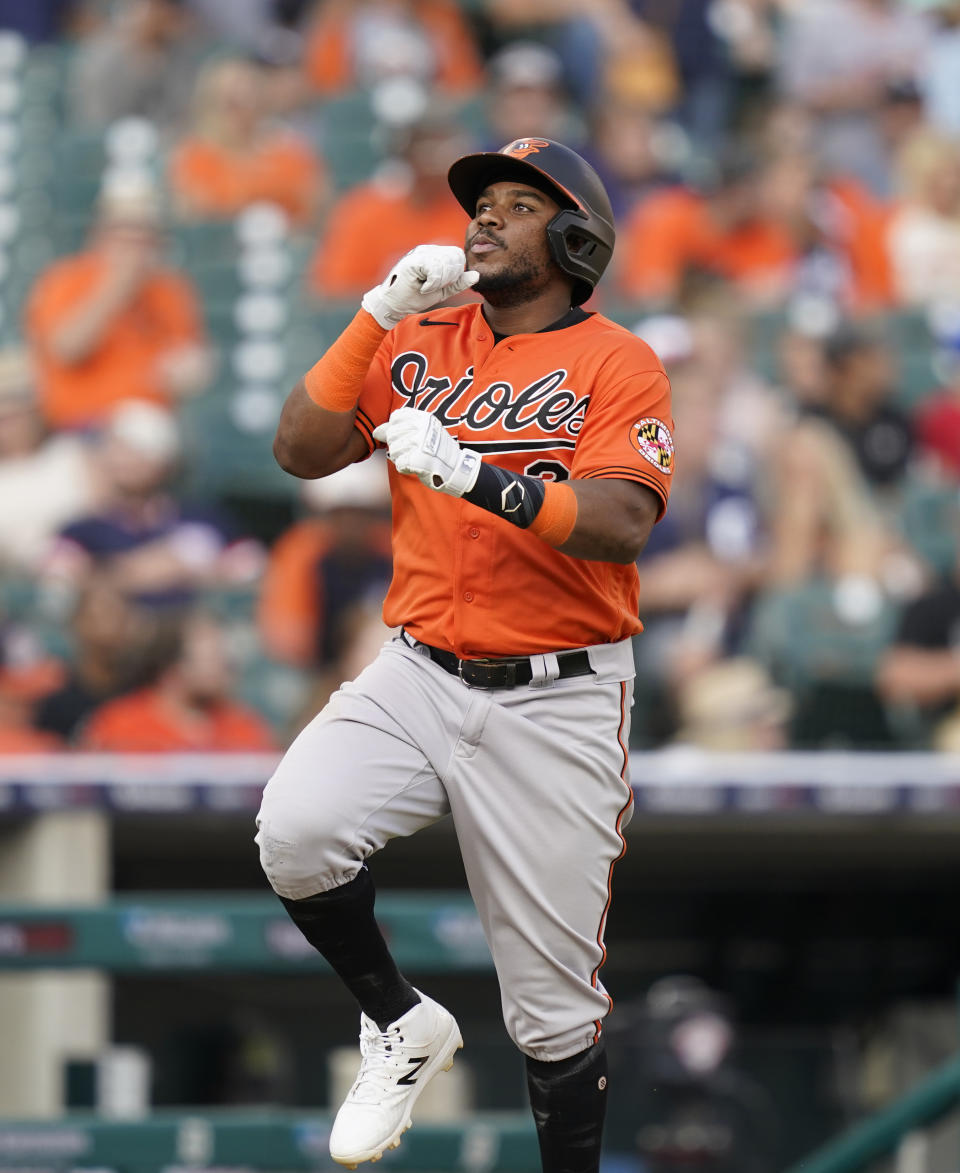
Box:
[353, 332, 396, 453]
[570, 366, 674, 519]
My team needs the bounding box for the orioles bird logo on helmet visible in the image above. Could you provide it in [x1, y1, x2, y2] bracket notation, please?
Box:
[502, 139, 551, 160]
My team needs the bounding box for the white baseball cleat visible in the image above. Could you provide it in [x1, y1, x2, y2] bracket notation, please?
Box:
[329, 990, 463, 1168]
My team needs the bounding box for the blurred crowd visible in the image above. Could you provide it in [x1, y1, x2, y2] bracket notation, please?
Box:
[2, 0, 960, 753]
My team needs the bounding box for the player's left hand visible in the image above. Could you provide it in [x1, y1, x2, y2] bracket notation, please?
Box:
[373, 407, 481, 497]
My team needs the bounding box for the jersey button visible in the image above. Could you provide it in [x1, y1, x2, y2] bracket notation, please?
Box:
[463, 591, 474, 603]
[469, 527, 480, 539]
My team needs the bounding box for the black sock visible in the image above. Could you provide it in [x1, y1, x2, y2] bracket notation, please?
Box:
[278, 867, 419, 1031]
[525, 1040, 608, 1173]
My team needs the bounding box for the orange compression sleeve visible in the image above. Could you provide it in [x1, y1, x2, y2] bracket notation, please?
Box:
[529, 481, 579, 547]
[303, 308, 387, 412]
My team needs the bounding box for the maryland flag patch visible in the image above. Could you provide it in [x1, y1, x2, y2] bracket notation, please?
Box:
[630, 418, 674, 474]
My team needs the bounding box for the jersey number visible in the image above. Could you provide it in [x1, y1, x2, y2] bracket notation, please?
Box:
[524, 460, 570, 482]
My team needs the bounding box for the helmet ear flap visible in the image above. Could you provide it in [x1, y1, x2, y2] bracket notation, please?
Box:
[546, 209, 614, 306]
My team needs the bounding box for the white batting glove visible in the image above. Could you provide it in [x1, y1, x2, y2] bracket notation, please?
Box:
[361, 245, 479, 330]
[372, 407, 482, 496]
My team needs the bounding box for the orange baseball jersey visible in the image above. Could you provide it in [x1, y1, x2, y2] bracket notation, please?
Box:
[351, 302, 674, 658]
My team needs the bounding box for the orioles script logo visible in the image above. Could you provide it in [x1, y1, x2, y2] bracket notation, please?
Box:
[391, 352, 587, 446]
[502, 138, 550, 159]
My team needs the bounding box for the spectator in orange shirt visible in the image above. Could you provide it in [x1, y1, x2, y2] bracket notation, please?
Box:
[617, 146, 893, 310]
[24, 177, 213, 431]
[308, 111, 470, 297]
[303, 0, 483, 97]
[81, 611, 278, 752]
[169, 56, 327, 227]
[258, 454, 393, 669]
[616, 149, 795, 306]
[0, 620, 64, 755]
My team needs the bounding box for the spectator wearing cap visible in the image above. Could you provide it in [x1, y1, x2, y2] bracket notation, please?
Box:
[69, 0, 207, 135]
[814, 323, 914, 492]
[307, 111, 470, 297]
[168, 56, 327, 226]
[0, 347, 101, 572]
[24, 178, 212, 430]
[258, 453, 393, 670]
[582, 97, 680, 222]
[479, 42, 577, 151]
[42, 399, 265, 610]
[80, 610, 278, 752]
[875, 78, 928, 196]
[302, 0, 483, 97]
[35, 574, 162, 744]
[763, 322, 915, 589]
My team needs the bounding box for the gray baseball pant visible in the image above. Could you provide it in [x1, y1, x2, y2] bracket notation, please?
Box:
[256, 633, 635, 1062]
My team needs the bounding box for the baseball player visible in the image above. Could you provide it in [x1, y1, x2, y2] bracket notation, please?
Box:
[255, 138, 674, 1173]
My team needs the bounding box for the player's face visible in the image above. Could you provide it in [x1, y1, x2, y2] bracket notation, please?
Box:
[465, 181, 563, 305]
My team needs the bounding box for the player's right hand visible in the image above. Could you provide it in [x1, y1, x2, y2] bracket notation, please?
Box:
[361, 245, 479, 330]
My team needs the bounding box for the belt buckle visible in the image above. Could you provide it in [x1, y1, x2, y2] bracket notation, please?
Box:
[459, 658, 518, 689]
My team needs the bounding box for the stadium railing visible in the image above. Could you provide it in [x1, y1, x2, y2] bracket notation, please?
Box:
[782, 1046, 960, 1173]
[3, 749, 960, 815]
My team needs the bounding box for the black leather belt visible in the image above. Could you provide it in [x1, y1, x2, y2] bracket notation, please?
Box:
[403, 631, 594, 690]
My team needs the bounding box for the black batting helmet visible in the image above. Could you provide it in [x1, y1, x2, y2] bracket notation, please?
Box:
[447, 138, 615, 306]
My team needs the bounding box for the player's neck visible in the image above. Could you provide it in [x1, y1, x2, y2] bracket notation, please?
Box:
[480, 288, 575, 337]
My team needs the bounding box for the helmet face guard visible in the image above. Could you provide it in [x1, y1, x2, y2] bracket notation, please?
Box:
[545, 208, 614, 306]
[448, 139, 615, 306]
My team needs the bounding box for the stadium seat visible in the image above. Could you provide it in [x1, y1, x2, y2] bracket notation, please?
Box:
[745, 577, 900, 746]
[169, 220, 239, 269]
[315, 90, 381, 191]
[894, 473, 960, 577]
